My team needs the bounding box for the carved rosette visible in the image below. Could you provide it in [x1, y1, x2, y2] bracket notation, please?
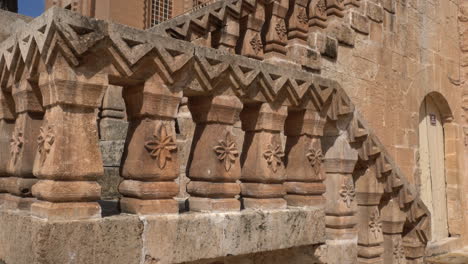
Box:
[339, 178, 356, 208]
[213, 132, 239, 172]
[369, 208, 382, 239]
[275, 20, 287, 41]
[249, 34, 263, 55]
[297, 8, 308, 25]
[306, 147, 324, 175]
[144, 124, 177, 169]
[264, 141, 285, 173]
[37, 125, 55, 165]
[393, 241, 406, 264]
[316, 0, 327, 16]
[9, 126, 23, 165]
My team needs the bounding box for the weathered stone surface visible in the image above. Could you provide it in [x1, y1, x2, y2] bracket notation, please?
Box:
[99, 167, 122, 200]
[100, 140, 126, 167]
[99, 118, 128, 141]
[0, 10, 31, 42]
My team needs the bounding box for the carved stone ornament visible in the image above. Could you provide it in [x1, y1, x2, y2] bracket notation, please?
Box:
[263, 141, 285, 173]
[37, 125, 55, 164]
[275, 20, 287, 40]
[316, 0, 327, 16]
[249, 33, 263, 55]
[297, 8, 309, 25]
[10, 125, 24, 165]
[393, 241, 406, 264]
[306, 147, 324, 175]
[369, 208, 382, 239]
[213, 131, 239, 172]
[144, 124, 177, 169]
[339, 178, 355, 208]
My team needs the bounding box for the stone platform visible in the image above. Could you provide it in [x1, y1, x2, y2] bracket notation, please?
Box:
[0, 206, 324, 264]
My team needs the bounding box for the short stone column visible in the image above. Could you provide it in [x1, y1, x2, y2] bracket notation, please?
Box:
[187, 96, 242, 212]
[0, 91, 15, 205]
[5, 79, 44, 210]
[120, 80, 181, 215]
[31, 68, 107, 221]
[264, 0, 289, 60]
[241, 1, 266, 59]
[355, 165, 384, 264]
[381, 198, 407, 264]
[284, 109, 326, 207]
[218, 11, 240, 53]
[324, 134, 358, 264]
[240, 103, 287, 209]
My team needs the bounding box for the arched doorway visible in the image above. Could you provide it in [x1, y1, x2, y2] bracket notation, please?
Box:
[418, 95, 448, 241]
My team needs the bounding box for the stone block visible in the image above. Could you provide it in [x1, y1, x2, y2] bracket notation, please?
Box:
[382, 0, 395, 14]
[99, 118, 129, 141]
[99, 167, 122, 200]
[323, 36, 338, 59]
[100, 140, 126, 167]
[102, 85, 126, 111]
[350, 12, 370, 35]
[366, 2, 384, 23]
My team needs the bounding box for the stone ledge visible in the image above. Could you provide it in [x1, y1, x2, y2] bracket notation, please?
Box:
[0, 207, 324, 264]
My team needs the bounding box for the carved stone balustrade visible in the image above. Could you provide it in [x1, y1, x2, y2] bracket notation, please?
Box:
[284, 109, 326, 207]
[240, 103, 288, 209]
[120, 78, 182, 215]
[5, 78, 43, 210]
[187, 96, 242, 212]
[31, 64, 107, 221]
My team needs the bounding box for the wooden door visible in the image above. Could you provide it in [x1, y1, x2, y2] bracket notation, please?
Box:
[419, 96, 449, 241]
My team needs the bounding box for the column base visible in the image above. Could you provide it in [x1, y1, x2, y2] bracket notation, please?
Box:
[285, 194, 325, 207]
[2, 194, 36, 211]
[120, 197, 178, 215]
[188, 197, 240, 212]
[31, 201, 101, 221]
[357, 256, 383, 264]
[241, 198, 287, 210]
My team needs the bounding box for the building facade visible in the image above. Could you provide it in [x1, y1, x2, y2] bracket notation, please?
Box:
[45, 0, 212, 29]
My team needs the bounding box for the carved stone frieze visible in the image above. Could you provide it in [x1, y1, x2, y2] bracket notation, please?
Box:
[297, 8, 308, 25]
[369, 208, 382, 239]
[37, 125, 55, 165]
[274, 20, 287, 41]
[249, 33, 263, 55]
[264, 141, 285, 173]
[306, 147, 324, 175]
[339, 178, 356, 208]
[393, 240, 406, 264]
[10, 125, 23, 165]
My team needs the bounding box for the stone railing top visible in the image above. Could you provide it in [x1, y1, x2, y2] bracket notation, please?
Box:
[0, 6, 430, 244]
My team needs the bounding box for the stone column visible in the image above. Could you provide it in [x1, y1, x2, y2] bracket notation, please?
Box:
[0, 90, 15, 205]
[286, 0, 320, 71]
[381, 198, 406, 264]
[31, 67, 107, 221]
[264, 0, 289, 61]
[241, 0, 266, 60]
[218, 11, 240, 53]
[4, 79, 44, 210]
[120, 79, 181, 215]
[284, 109, 326, 207]
[324, 133, 358, 264]
[187, 96, 242, 212]
[240, 103, 287, 209]
[355, 165, 384, 264]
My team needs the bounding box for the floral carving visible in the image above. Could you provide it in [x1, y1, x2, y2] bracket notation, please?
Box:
[369, 208, 382, 239]
[316, 0, 327, 16]
[306, 147, 324, 175]
[37, 125, 55, 164]
[263, 141, 284, 173]
[275, 20, 287, 40]
[213, 132, 239, 172]
[144, 124, 177, 169]
[393, 241, 406, 264]
[339, 178, 355, 208]
[297, 8, 308, 25]
[249, 33, 263, 55]
[10, 126, 23, 165]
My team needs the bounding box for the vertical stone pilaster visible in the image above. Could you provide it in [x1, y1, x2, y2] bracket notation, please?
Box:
[31, 67, 107, 221]
[284, 109, 326, 207]
[355, 165, 384, 264]
[0, 90, 15, 205]
[218, 11, 240, 53]
[187, 96, 242, 212]
[241, 1, 266, 60]
[120, 79, 181, 215]
[324, 133, 359, 264]
[381, 198, 406, 264]
[4, 78, 44, 210]
[240, 103, 287, 209]
[264, 0, 289, 61]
